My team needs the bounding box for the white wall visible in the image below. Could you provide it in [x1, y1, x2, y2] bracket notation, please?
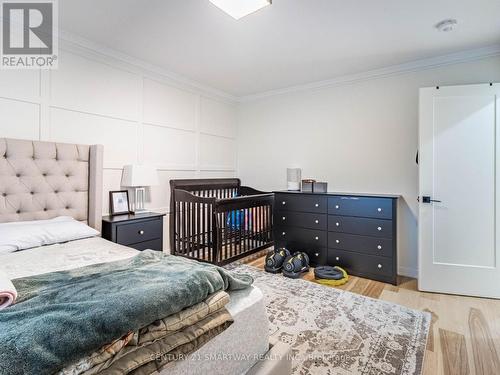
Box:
[237, 55, 500, 277]
[0, 46, 237, 251]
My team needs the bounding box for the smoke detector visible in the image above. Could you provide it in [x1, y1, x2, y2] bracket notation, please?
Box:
[435, 19, 458, 32]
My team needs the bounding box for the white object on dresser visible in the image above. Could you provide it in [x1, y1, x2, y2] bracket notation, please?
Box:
[419, 83, 500, 299]
[287, 167, 301, 191]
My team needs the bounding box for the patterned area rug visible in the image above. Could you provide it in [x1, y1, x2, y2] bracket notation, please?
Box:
[230, 265, 430, 375]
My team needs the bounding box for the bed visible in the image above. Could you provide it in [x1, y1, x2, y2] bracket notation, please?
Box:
[0, 138, 290, 375]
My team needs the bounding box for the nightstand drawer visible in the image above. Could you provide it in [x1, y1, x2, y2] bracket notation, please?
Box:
[129, 238, 162, 252]
[116, 219, 162, 245]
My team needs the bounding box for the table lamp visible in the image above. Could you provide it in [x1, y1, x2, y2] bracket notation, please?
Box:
[121, 165, 159, 213]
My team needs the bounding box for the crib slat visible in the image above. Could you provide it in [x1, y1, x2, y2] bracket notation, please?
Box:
[196, 202, 200, 260]
[175, 201, 180, 254]
[202, 193, 206, 261]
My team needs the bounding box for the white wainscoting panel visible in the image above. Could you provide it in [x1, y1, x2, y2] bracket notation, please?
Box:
[0, 70, 40, 102]
[49, 108, 138, 167]
[149, 170, 196, 211]
[0, 40, 238, 252]
[0, 98, 40, 140]
[199, 134, 236, 169]
[199, 170, 236, 178]
[200, 96, 236, 138]
[143, 124, 196, 169]
[50, 51, 140, 121]
[102, 169, 124, 215]
[143, 78, 198, 130]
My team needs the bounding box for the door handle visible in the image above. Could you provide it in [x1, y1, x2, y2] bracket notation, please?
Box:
[422, 196, 442, 203]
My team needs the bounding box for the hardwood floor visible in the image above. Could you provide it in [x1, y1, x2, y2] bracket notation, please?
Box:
[242, 254, 500, 375]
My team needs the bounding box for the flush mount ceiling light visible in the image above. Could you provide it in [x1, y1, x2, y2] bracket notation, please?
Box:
[209, 0, 271, 20]
[435, 19, 458, 32]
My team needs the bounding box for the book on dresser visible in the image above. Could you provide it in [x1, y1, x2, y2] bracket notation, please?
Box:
[273, 191, 399, 285]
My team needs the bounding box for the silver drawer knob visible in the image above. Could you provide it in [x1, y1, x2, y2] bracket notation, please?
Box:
[315, 236, 319, 240]
[315, 203, 319, 207]
[335, 256, 340, 261]
[315, 219, 319, 224]
[377, 208, 382, 212]
[282, 232, 286, 236]
[336, 239, 340, 244]
[335, 205, 339, 209]
[377, 264, 382, 269]
[139, 230, 145, 235]
[377, 245, 382, 250]
[335, 222, 340, 226]
[377, 226, 382, 231]
[282, 216, 286, 221]
[282, 201, 286, 205]
[315, 253, 319, 257]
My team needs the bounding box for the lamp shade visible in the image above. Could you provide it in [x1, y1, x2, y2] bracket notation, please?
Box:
[121, 165, 159, 187]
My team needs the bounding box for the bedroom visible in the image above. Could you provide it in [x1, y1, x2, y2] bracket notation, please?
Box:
[0, 0, 499, 374]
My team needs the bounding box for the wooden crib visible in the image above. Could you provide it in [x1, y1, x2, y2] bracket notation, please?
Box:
[170, 179, 274, 265]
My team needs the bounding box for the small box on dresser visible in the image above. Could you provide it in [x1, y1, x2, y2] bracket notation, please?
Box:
[273, 191, 399, 285]
[102, 212, 166, 251]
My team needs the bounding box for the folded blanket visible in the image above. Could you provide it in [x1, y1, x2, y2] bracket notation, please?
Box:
[0, 251, 253, 375]
[58, 291, 233, 375]
[0, 269, 17, 310]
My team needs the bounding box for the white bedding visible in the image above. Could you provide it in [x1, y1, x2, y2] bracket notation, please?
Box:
[0, 216, 100, 255]
[0, 237, 138, 279]
[1, 237, 269, 375]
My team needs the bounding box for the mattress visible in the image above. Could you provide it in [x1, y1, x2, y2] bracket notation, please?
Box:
[1, 237, 269, 375]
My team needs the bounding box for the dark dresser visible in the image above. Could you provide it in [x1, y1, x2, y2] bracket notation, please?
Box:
[274, 191, 399, 284]
[102, 212, 165, 251]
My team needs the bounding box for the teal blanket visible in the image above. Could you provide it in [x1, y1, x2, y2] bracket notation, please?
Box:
[0, 251, 253, 375]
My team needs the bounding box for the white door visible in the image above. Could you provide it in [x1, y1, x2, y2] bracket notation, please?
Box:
[419, 83, 500, 298]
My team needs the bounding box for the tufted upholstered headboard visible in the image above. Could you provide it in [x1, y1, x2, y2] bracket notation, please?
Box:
[0, 138, 103, 231]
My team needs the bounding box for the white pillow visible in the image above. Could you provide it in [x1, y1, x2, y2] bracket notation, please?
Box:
[0, 217, 99, 255]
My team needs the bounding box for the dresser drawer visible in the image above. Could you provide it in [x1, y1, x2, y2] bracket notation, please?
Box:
[328, 196, 393, 219]
[274, 226, 327, 248]
[328, 232, 393, 257]
[302, 247, 327, 266]
[129, 238, 162, 251]
[328, 249, 394, 278]
[275, 212, 327, 231]
[328, 215, 393, 238]
[275, 194, 327, 214]
[116, 219, 162, 245]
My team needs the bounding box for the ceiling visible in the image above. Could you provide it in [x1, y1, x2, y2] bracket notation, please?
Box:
[60, 0, 500, 97]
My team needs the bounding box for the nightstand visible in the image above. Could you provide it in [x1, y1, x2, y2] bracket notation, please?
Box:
[102, 212, 166, 251]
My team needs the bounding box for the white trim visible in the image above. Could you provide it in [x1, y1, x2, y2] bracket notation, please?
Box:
[398, 266, 418, 279]
[59, 30, 238, 104]
[239, 44, 500, 102]
[59, 30, 500, 103]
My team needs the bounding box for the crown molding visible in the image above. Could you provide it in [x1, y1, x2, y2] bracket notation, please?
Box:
[58, 30, 239, 103]
[238, 44, 500, 102]
[57, 30, 500, 104]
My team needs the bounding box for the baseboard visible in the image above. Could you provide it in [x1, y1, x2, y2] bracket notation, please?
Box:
[398, 266, 418, 279]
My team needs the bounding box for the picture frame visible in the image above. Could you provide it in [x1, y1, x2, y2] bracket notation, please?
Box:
[109, 190, 131, 216]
